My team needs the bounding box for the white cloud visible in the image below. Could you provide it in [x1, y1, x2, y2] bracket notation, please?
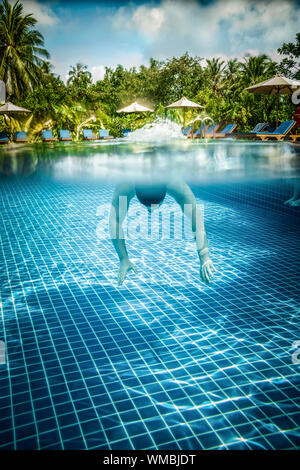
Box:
[112, 0, 300, 60]
[91, 65, 106, 82]
[112, 4, 165, 36]
[41, 0, 300, 80]
[132, 6, 165, 35]
[20, 0, 58, 26]
[227, 1, 300, 50]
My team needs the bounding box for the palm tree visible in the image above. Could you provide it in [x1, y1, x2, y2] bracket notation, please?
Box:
[0, 0, 50, 99]
[224, 59, 241, 79]
[223, 59, 243, 99]
[240, 54, 277, 85]
[67, 63, 92, 86]
[278, 33, 300, 79]
[205, 58, 225, 96]
[206, 58, 225, 76]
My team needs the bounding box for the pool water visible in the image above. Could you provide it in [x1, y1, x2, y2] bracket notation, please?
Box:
[0, 140, 299, 450]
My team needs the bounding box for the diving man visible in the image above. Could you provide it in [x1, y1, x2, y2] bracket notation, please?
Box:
[285, 180, 300, 206]
[109, 181, 215, 285]
[285, 152, 300, 206]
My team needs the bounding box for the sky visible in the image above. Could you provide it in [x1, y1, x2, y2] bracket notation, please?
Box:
[18, 0, 300, 82]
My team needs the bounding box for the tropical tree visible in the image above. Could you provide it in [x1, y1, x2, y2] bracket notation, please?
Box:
[223, 59, 241, 86]
[205, 58, 225, 96]
[21, 68, 69, 119]
[67, 63, 93, 102]
[240, 54, 277, 85]
[223, 59, 243, 99]
[67, 63, 92, 85]
[0, 0, 50, 99]
[67, 63, 91, 86]
[278, 33, 300, 79]
[158, 53, 204, 104]
[0, 1, 298, 140]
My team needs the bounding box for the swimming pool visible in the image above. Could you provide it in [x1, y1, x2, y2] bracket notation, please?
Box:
[0, 139, 299, 450]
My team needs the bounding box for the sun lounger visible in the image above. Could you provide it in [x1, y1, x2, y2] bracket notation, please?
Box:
[214, 123, 237, 138]
[289, 134, 300, 142]
[14, 131, 27, 143]
[201, 123, 221, 138]
[59, 130, 72, 141]
[182, 125, 192, 136]
[255, 121, 296, 141]
[0, 132, 9, 144]
[42, 130, 56, 142]
[82, 129, 97, 140]
[235, 123, 269, 138]
[187, 124, 209, 139]
[99, 129, 114, 140]
[288, 114, 300, 141]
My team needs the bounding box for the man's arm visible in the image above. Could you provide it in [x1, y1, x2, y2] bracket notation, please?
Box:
[109, 184, 137, 284]
[167, 181, 215, 283]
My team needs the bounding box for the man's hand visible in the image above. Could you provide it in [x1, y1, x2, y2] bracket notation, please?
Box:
[118, 259, 137, 285]
[200, 257, 216, 284]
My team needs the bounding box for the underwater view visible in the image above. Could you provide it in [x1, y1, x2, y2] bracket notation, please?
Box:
[0, 128, 299, 450]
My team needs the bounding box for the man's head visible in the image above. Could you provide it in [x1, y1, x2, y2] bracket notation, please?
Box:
[135, 184, 167, 210]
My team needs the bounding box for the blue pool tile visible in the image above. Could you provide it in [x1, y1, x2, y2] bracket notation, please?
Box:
[16, 437, 38, 450]
[0, 177, 299, 450]
[197, 432, 222, 448]
[131, 434, 154, 449]
[110, 439, 133, 450]
[0, 430, 14, 448]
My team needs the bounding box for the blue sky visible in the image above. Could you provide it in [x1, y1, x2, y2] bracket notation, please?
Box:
[20, 0, 300, 81]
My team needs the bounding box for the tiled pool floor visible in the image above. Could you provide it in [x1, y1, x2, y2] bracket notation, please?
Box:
[0, 179, 299, 449]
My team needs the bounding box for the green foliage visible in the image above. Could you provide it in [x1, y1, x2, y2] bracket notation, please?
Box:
[67, 63, 93, 102]
[0, 0, 49, 99]
[278, 33, 300, 79]
[0, 1, 299, 141]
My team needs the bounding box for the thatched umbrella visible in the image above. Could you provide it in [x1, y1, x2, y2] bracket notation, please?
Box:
[0, 101, 31, 139]
[117, 101, 154, 113]
[166, 96, 203, 127]
[245, 75, 300, 127]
